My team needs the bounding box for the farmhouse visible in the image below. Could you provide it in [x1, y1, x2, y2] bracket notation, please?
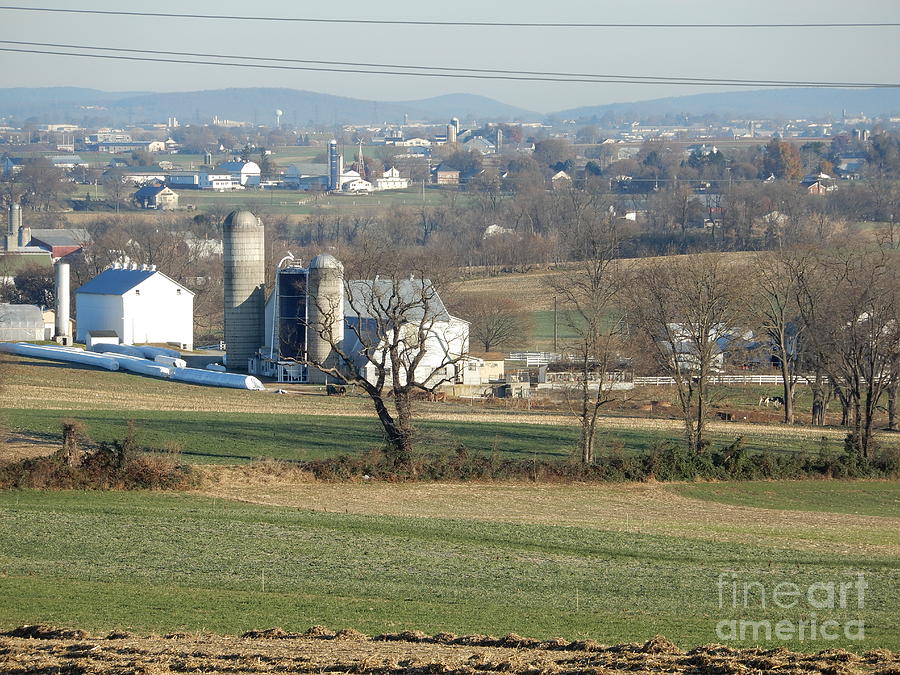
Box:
[134, 184, 179, 210]
[374, 167, 409, 191]
[75, 264, 194, 349]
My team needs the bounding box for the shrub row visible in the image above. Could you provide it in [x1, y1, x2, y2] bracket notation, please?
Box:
[0, 421, 197, 490]
[304, 436, 900, 483]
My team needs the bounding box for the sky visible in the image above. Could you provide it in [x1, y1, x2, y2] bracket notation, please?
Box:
[0, 0, 898, 113]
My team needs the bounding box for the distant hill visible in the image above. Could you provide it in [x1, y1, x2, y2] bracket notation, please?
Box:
[0, 87, 538, 125]
[553, 88, 900, 121]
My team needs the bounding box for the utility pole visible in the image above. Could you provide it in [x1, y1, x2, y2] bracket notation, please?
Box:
[553, 296, 558, 353]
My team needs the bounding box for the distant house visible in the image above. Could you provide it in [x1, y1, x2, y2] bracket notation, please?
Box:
[95, 140, 166, 154]
[801, 172, 837, 195]
[394, 137, 432, 148]
[341, 178, 374, 193]
[463, 136, 497, 155]
[134, 184, 179, 210]
[374, 167, 409, 191]
[435, 168, 460, 186]
[75, 264, 194, 349]
[214, 160, 261, 186]
[551, 170, 572, 188]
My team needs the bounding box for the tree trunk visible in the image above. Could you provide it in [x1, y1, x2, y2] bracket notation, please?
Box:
[778, 336, 794, 424]
[579, 354, 593, 464]
[888, 380, 897, 432]
[372, 395, 414, 466]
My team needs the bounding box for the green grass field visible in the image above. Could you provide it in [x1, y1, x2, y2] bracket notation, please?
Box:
[0, 406, 860, 465]
[0, 486, 896, 649]
[671, 481, 900, 518]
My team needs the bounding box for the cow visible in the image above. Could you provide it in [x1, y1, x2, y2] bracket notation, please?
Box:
[326, 384, 347, 396]
[758, 396, 785, 408]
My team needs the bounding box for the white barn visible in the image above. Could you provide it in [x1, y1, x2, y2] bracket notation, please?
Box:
[214, 160, 261, 187]
[75, 265, 194, 349]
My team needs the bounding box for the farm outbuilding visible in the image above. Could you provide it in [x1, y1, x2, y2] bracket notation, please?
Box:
[75, 264, 194, 349]
[0, 303, 44, 341]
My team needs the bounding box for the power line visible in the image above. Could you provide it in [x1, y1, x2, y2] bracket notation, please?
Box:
[1, 44, 897, 88]
[0, 6, 897, 28]
[1, 40, 892, 88]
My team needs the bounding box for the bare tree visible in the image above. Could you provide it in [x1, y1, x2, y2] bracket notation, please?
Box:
[628, 255, 743, 453]
[301, 245, 468, 466]
[749, 251, 804, 423]
[448, 293, 530, 352]
[795, 244, 899, 458]
[549, 216, 627, 463]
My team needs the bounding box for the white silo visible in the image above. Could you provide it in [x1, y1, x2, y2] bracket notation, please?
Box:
[5, 202, 21, 251]
[223, 210, 266, 371]
[54, 260, 71, 342]
[306, 253, 344, 383]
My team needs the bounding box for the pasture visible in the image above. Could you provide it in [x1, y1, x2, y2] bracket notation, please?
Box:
[0, 482, 897, 649]
[1, 355, 891, 464]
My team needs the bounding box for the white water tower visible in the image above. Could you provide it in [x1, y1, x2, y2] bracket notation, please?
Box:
[275, 109, 283, 129]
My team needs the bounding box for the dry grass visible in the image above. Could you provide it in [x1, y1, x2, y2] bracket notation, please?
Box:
[194, 474, 900, 557]
[456, 252, 756, 310]
[1, 626, 895, 674]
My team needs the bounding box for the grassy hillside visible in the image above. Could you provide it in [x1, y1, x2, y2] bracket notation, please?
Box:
[0, 486, 896, 649]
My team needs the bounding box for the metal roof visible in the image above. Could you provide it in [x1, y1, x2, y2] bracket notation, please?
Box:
[344, 279, 450, 323]
[0, 303, 44, 325]
[29, 229, 89, 248]
[77, 269, 156, 295]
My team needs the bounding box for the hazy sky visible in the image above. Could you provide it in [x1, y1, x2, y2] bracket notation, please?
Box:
[1, 0, 898, 112]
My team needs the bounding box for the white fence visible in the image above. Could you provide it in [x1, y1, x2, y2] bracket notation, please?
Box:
[634, 374, 788, 386]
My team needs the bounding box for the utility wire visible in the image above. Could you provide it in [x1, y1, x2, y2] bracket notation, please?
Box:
[0, 6, 896, 28]
[0, 39, 890, 88]
[1, 45, 897, 88]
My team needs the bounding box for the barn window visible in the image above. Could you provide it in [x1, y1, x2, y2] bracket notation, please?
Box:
[135, 289, 140, 295]
[176, 289, 181, 295]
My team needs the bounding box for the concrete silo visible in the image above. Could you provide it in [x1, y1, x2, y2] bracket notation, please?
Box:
[306, 253, 344, 383]
[54, 260, 71, 343]
[223, 210, 265, 371]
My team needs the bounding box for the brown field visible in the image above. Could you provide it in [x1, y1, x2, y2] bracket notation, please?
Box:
[455, 252, 755, 310]
[197, 468, 900, 557]
[2, 626, 896, 675]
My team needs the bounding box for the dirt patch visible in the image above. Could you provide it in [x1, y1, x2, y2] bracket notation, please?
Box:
[0, 626, 895, 674]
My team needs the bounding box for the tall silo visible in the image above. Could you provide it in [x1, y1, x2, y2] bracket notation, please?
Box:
[327, 140, 343, 191]
[5, 202, 21, 251]
[306, 253, 344, 383]
[223, 210, 265, 371]
[54, 260, 71, 342]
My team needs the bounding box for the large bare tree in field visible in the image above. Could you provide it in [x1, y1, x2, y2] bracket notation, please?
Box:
[448, 293, 530, 352]
[549, 216, 627, 464]
[749, 251, 805, 424]
[628, 255, 743, 453]
[302, 244, 468, 466]
[795, 244, 899, 458]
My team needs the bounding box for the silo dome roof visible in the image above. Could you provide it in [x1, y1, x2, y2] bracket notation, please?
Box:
[308, 253, 343, 270]
[224, 210, 260, 228]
